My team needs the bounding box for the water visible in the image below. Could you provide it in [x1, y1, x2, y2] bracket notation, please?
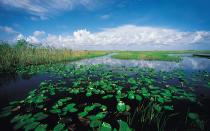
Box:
[1, 53, 210, 106]
[0, 53, 210, 130]
[73, 53, 210, 72]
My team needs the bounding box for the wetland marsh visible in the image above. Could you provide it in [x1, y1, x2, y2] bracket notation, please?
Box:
[1, 50, 210, 131]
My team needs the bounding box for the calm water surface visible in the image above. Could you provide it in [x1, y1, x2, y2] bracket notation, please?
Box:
[73, 53, 210, 72]
[0, 53, 210, 107]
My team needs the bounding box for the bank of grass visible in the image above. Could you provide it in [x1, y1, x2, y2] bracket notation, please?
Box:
[112, 50, 210, 61]
[0, 40, 108, 73]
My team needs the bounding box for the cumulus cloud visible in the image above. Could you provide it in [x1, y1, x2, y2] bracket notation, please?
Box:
[20, 30, 46, 44]
[33, 31, 46, 37]
[0, 0, 100, 19]
[15, 25, 210, 50]
[0, 26, 18, 34]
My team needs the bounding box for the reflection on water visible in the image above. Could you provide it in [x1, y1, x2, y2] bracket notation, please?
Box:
[0, 74, 53, 108]
[73, 53, 210, 71]
[0, 53, 210, 106]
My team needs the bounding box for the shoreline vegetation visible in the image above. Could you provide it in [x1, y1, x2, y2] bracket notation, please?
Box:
[1, 40, 210, 73]
[112, 50, 210, 61]
[0, 40, 108, 73]
[193, 54, 210, 58]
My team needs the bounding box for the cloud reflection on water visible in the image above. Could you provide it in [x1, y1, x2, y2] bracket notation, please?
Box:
[73, 54, 210, 71]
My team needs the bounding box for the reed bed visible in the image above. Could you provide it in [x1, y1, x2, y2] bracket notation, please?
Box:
[0, 41, 108, 73]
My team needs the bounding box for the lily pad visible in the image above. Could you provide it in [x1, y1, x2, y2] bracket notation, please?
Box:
[117, 101, 126, 112]
[100, 122, 112, 131]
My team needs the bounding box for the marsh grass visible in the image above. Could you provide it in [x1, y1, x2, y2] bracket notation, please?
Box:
[112, 50, 210, 61]
[0, 40, 108, 73]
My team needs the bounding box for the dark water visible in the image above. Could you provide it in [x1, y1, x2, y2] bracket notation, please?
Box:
[0, 74, 53, 108]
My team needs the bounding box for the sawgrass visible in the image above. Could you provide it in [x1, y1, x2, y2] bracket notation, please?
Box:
[0, 41, 108, 73]
[112, 50, 210, 61]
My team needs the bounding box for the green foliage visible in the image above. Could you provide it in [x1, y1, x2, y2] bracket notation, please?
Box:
[53, 123, 67, 131]
[10, 113, 48, 130]
[112, 50, 210, 61]
[118, 120, 132, 131]
[35, 124, 48, 131]
[188, 112, 204, 130]
[100, 122, 112, 131]
[117, 101, 126, 112]
[0, 64, 209, 130]
[0, 41, 108, 73]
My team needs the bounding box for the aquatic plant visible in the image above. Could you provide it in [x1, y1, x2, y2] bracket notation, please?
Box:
[0, 64, 209, 130]
[0, 41, 108, 74]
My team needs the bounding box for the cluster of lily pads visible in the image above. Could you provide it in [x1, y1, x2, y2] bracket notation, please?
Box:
[1, 64, 210, 131]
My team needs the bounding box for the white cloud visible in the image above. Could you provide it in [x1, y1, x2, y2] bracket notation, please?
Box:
[15, 25, 210, 50]
[0, 26, 18, 34]
[0, 0, 100, 19]
[16, 34, 24, 40]
[22, 30, 46, 44]
[100, 14, 110, 20]
[33, 31, 46, 37]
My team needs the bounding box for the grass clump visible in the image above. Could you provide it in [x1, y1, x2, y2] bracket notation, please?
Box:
[0, 40, 108, 73]
[112, 51, 181, 61]
[112, 50, 210, 61]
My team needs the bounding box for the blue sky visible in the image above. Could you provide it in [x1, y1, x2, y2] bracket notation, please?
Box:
[0, 0, 210, 50]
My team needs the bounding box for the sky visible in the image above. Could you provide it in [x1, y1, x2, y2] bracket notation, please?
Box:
[0, 0, 210, 50]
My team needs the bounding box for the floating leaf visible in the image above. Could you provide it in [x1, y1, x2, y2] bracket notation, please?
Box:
[100, 122, 112, 131]
[100, 105, 107, 111]
[207, 82, 210, 88]
[50, 109, 62, 114]
[157, 97, 164, 103]
[135, 95, 142, 102]
[33, 112, 48, 120]
[35, 124, 48, 131]
[102, 94, 113, 99]
[128, 92, 135, 100]
[90, 120, 101, 128]
[154, 104, 162, 112]
[163, 105, 174, 111]
[95, 112, 106, 119]
[63, 103, 78, 113]
[118, 120, 132, 131]
[84, 105, 96, 112]
[86, 92, 92, 97]
[78, 112, 88, 118]
[117, 101, 126, 112]
[53, 123, 66, 131]
[126, 105, 131, 111]
[188, 112, 199, 120]
[24, 122, 40, 131]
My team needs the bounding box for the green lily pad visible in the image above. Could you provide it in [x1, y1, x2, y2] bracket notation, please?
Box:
[100, 122, 112, 131]
[86, 92, 92, 97]
[78, 112, 88, 118]
[33, 112, 48, 121]
[53, 123, 67, 131]
[135, 95, 142, 102]
[35, 124, 48, 131]
[188, 112, 199, 120]
[117, 101, 126, 112]
[102, 94, 113, 99]
[63, 103, 78, 113]
[24, 122, 40, 131]
[90, 120, 102, 128]
[118, 120, 132, 131]
[163, 105, 174, 111]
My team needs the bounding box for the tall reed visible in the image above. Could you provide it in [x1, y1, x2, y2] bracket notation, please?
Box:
[0, 40, 107, 73]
